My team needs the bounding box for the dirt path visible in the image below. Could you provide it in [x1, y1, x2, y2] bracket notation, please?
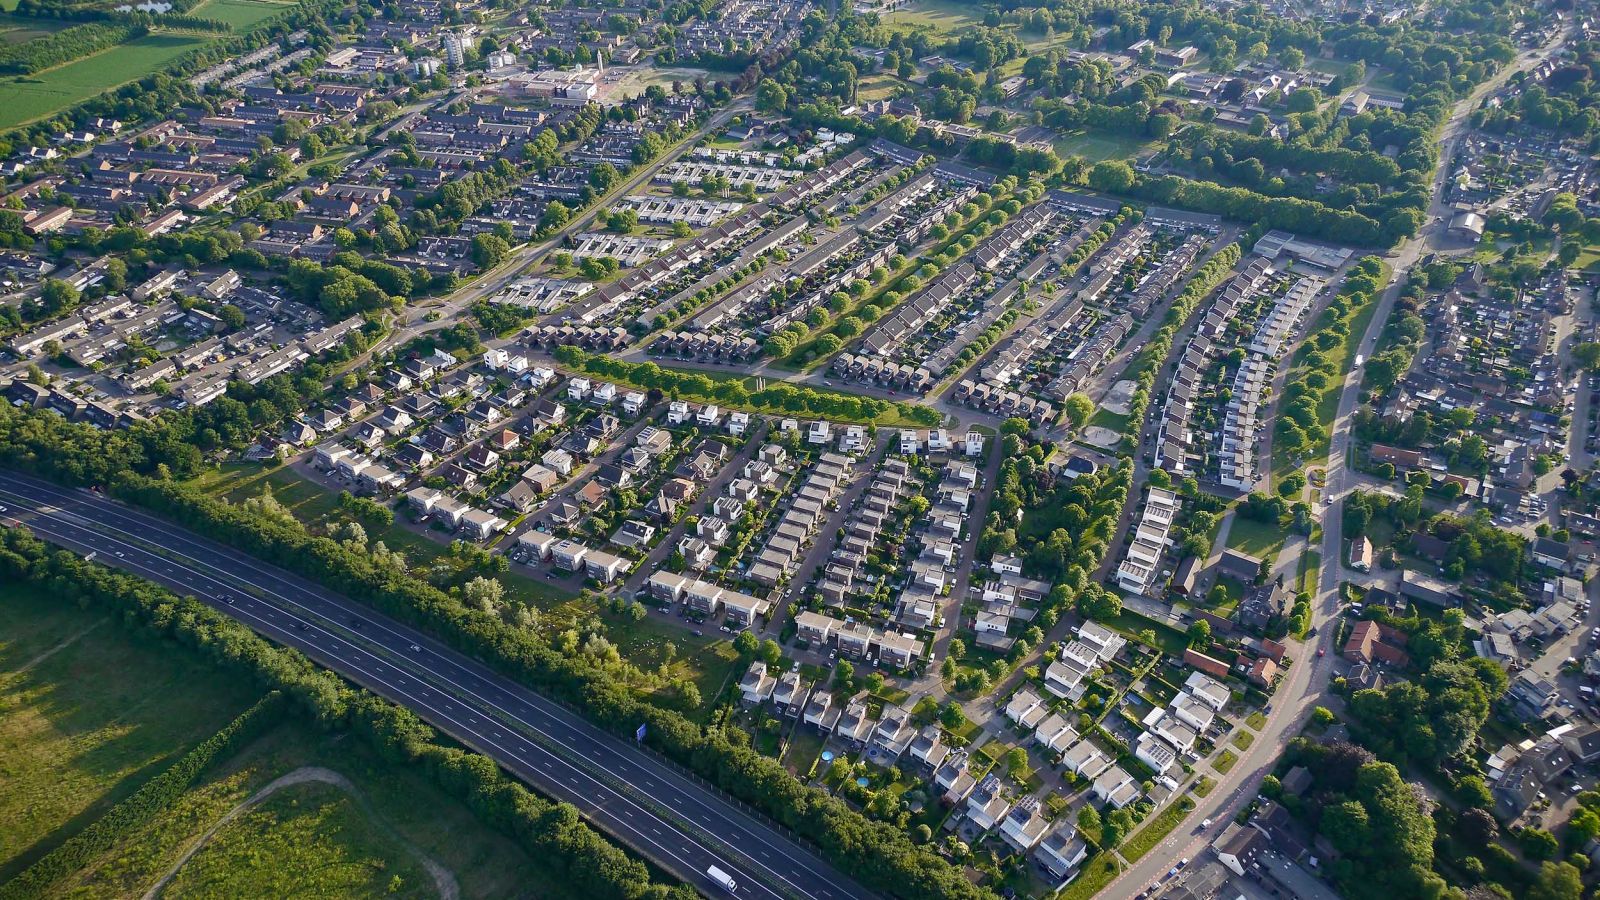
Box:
[6, 617, 108, 678]
[142, 766, 459, 900]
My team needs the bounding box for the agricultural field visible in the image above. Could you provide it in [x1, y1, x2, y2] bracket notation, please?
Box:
[0, 0, 284, 130]
[0, 33, 208, 130]
[0, 582, 259, 881]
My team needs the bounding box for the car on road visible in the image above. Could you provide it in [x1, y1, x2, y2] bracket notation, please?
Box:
[410, 644, 422, 652]
[1318, 647, 1326, 657]
[1201, 818, 1213, 829]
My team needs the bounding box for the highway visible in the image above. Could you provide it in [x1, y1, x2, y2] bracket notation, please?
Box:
[0, 469, 873, 900]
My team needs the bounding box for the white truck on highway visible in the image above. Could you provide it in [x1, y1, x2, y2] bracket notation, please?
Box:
[707, 865, 738, 893]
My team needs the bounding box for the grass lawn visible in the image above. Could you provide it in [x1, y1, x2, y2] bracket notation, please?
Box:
[881, 0, 982, 37]
[1122, 797, 1196, 862]
[1058, 852, 1120, 900]
[1231, 730, 1254, 750]
[857, 73, 912, 102]
[1573, 244, 1600, 274]
[1225, 514, 1286, 563]
[1193, 776, 1216, 797]
[1245, 711, 1266, 731]
[1102, 609, 1189, 656]
[1213, 749, 1238, 773]
[0, 582, 260, 882]
[1299, 550, 1321, 598]
[1088, 405, 1130, 432]
[1052, 129, 1154, 162]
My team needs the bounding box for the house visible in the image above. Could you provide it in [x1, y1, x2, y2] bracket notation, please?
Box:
[964, 430, 985, 457]
[1184, 671, 1231, 711]
[909, 725, 948, 772]
[1399, 569, 1460, 609]
[1183, 648, 1231, 680]
[1061, 739, 1112, 779]
[1493, 761, 1541, 821]
[667, 400, 691, 424]
[1506, 670, 1559, 721]
[804, 688, 841, 733]
[1034, 827, 1088, 882]
[870, 704, 916, 761]
[1214, 822, 1268, 876]
[584, 549, 631, 583]
[998, 795, 1050, 851]
[1534, 537, 1573, 572]
[935, 750, 978, 803]
[1170, 693, 1216, 732]
[1004, 687, 1048, 729]
[1034, 712, 1078, 755]
[1092, 765, 1140, 808]
[964, 774, 1012, 831]
[515, 529, 559, 561]
[551, 539, 590, 571]
[1217, 548, 1263, 583]
[1247, 657, 1279, 688]
[459, 507, 507, 541]
[772, 671, 810, 717]
[1136, 732, 1177, 774]
[1236, 582, 1289, 631]
[739, 661, 775, 705]
[1349, 535, 1373, 572]
[1343, 620, 1411, 666]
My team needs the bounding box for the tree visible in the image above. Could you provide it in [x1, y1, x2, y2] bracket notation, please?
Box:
[759, 638, 782, 667]
[1573, 342, 1600, 372]
[833, 660, 854, 690]
[462, 575, 504, 611]
[1062, 393, 1094, 430]
[733, 630, 758, 658]
[1087, 160, 1135, 193]
[1076, 805, 1103, 845]
[1526, 861, 1583, 900]
[1186, 619, 1211, 648]
[471, 232, 511, 269]
[1520, 827, 1560, 860]
[940, 702, 966, 729]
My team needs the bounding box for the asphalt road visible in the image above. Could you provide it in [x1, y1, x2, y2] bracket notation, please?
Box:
[0, 470, 873, 900]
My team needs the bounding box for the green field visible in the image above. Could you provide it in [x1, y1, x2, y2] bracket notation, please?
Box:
[0, 33, 207, 130]
[193, 0, 292, 29]
[0, 0, 286, 130]
[1122, 797, 1196, 862]
[882, 0, 983, 37]
[1, 589, 567, 900]
[160, 781, 439, 899]
[0, 582, 259, 881]
[1052, 129, 1154, 162]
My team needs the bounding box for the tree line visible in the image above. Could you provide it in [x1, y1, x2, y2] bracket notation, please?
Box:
[0, 22, 141, 75]
[555, 346, 941, 427]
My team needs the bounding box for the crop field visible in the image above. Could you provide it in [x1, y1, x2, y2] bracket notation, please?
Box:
[0, 33, 207, 129]
[0, 582, 258, 881]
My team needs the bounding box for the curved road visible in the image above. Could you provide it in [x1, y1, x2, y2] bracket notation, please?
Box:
[0, 470, 872, 900]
